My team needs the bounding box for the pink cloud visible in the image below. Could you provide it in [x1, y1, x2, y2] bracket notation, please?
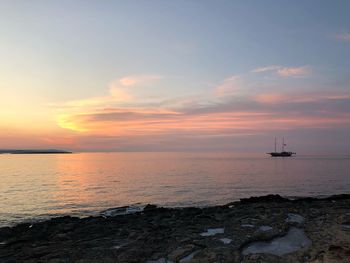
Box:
[254, 93, 288, 104]
[252, 65, 311, 77]
[336, 33, 350, 42]
[277, 66, 311, 77]
[254, 91, 350, 104]
[57, 106, 350, 140]
[251, 65, 281, 73]
[215, 76, 242, 96]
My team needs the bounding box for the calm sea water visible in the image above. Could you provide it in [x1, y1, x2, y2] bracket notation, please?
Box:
[1, 152, 349, 226]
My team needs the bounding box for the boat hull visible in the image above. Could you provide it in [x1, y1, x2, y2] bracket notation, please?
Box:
[268, 152, 295, 157]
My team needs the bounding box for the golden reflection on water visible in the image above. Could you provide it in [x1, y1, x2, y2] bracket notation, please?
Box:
[1, 152, 350, 226]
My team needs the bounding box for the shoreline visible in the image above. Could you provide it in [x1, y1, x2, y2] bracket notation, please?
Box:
[1, 193, 346, 228]
[1, 194, 350, 262]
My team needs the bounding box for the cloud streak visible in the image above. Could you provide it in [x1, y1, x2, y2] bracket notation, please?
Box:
[118, 74, 163, 87]
[252, 65, 311, 77]
[50, 74, 163, 111]
[252, 65, 281, 73]
[50, 70, 350, 151]
[57, 91, 350, 137]
[214, 76, 242, 96]
[336, 33, 350, 42]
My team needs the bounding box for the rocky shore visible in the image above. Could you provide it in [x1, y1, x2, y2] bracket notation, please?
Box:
[1, 194, 350, 263]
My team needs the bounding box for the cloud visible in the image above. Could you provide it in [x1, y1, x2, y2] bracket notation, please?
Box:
[277, 66, 311, 77]
[119, 74, 163, 87]
[214, 76, 242, 96]
[254, 91, 350, 104]
[252, 65, 281, 73]
[336, 33, 350, 42]
[51, 74, 162, 110]
[57, 108, 182, 135]
[108, 84, 133, 102]
[51, 71, 350, 151]
[254, 93, 288, 104]
[57, 89, 350, 138]
[252, 65, 311, 77]
[57, 114, 90, 132]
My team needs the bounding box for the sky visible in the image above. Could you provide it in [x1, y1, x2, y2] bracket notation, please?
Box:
[1, 0, 350, 153]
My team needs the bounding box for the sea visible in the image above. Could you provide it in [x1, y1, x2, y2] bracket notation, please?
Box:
[1, 152, 349, 227]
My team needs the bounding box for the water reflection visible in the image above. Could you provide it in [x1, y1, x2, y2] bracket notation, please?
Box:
[0, 152, 349, 226]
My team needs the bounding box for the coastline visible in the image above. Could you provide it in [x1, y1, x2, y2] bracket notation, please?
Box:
[1, 194, 349, 262]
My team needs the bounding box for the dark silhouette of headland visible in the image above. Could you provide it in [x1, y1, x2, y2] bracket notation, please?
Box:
[0, 149, 72, 154]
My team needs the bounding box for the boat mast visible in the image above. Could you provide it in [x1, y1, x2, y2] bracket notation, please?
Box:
[282, 137, 285, 152]
[274, 137, 277, 152]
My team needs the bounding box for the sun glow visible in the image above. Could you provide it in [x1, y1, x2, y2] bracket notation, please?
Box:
[57, 115, 89, 132]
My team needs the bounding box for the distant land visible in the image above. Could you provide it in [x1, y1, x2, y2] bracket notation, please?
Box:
[0, 149, 72, 154]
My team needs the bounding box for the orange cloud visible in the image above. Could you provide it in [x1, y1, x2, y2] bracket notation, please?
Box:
[57, 105, 350, 140]
[49, 72, 350, 151]
[57, 108, 181, 134]
[57, 114, 90, 132]
[119, 74, 163, 87]
[108, 86, 133, 102]
[50, 74, 164, 114]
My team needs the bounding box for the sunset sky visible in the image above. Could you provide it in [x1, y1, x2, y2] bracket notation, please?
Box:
[1, 0, 350, 153]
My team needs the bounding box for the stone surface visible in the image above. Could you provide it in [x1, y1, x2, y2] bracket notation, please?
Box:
[259, 226, 273, 232]
[200, 228, 224, 237]
[219, 238, 232, 244]
[286, 213, 305, 224]
[242, 227, 311, 256]
[0, 195, 350, 262]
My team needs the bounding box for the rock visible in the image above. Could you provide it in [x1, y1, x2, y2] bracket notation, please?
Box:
[242, 227, 311, 256]
[144, 204, 158, 211]
[0, 194, 349, 262]
[258, 226, 273, 232]
[311, 245, 350, 262]
[286, 213, 305, 224]
[168, 245, 196, 262]
[239, 194, 289, 204]
[200, 228, 224, 237]
[219, 238, 232, 244]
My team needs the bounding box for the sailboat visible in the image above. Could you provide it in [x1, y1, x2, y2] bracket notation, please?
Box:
[268, 137, 296, 157]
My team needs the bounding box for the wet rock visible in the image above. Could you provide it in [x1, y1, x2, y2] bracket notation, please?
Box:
[286, 213, 305, 224]
[242, 227, 311, 256]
